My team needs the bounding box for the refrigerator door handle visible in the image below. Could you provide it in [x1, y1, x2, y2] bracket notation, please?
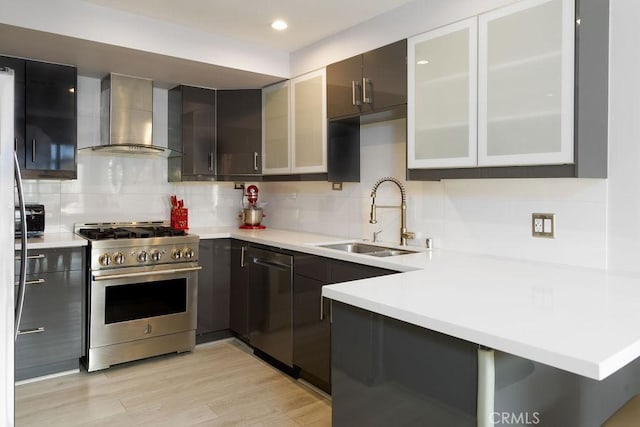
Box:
[14, 150, 28, 341]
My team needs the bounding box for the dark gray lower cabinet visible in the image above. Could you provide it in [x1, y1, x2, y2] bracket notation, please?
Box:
[14, 247, 85, 380]
[293, 253, 396, 393]
[331, 301, 478, 426]
[294, 254, 331, 391]
[230, 239, 250, 341]
[197, 239, 231, 342]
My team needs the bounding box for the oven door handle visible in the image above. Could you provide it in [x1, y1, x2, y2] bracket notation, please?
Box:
[92, 266, 202, 281]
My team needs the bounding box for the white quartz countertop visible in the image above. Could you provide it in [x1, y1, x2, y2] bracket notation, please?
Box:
[24, 226, 640, 380]
[192, 226, 640, 381]
[15, 232, 88, 250]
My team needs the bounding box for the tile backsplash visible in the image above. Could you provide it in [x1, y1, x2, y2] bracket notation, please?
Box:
[260, 119, 608, 269]
[22, 76, 608, 270]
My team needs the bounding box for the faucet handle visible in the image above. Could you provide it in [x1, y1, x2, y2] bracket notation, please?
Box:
[402, 231, 415, 240]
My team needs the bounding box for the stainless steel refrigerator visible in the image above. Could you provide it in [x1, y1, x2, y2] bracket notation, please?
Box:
[1, 66, 16, 425]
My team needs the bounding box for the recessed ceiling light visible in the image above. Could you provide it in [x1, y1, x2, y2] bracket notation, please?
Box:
[271, 20, 288, 31]
[417, 60, 429, 65]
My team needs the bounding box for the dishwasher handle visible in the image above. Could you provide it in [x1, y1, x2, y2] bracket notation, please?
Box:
[252, 258, 291, 271]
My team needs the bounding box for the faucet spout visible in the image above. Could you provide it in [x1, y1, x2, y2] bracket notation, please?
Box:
[369, 177, 414, 246]
[369, 195, 377, 224]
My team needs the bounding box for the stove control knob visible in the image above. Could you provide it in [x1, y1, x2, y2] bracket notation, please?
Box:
[183, 248, 195, 260]
[137, 251, 149, 263]
[150, 250, 162, 262]
[171, 249, 183, 260]
[98, 254, 112, 266]
[113, 252, 125, 265]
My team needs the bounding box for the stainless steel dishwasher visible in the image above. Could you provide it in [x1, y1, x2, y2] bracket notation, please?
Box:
[247, 246, 294, 367]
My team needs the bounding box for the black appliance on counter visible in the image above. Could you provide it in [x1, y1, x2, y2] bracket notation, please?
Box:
[15, 204, 44, 237]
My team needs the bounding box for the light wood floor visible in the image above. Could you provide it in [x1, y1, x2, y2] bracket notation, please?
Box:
[15, 339, 331, 426]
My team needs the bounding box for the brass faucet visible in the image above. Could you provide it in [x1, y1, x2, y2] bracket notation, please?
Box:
[369, 177, 415, 246]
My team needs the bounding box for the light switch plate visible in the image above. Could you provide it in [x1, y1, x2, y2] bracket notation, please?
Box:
[532, 213, 555, 238]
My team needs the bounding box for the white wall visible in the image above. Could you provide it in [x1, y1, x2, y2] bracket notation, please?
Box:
[606, 0, 640, 273]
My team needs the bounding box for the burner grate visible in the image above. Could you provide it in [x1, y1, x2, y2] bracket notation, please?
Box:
[78, 226, 186, 240]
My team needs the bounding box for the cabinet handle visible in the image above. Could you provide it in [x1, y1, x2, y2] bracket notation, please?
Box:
[14, 254, 46, 260]
[31, 139, 36, 163]
[351, 81, 362, 106]
[14, 137, 17, 152]
[208, 152, 214, 171]
[240, 246, 246, 268]
[18, 327, 45, 336]
[14, 278, 45, 286]
[362, 77, 372, 104]
[320, 296, 324, 321]
[253, 152, 259, 171]
[330, 299, 333, 323]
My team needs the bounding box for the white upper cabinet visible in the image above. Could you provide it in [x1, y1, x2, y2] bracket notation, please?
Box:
[291, 69, 327, 174]
[262, 81, 291, 175]
[408, 0, 574, 171]
[408, 17, 478, 169]
[478, 0, 574, 167]
[262, 69, 326, 175]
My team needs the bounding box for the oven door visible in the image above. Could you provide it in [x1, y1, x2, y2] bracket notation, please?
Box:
[89, 263, 200, 348]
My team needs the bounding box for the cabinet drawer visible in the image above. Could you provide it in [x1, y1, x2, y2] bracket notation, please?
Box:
[15, 270, 83, 370]
[15, 247, 85, 275]
[294, 252, 328, 282]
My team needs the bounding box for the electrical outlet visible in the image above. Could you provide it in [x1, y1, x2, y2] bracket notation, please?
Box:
[533, 218, 544, 233]
[532, 213, 555, 238]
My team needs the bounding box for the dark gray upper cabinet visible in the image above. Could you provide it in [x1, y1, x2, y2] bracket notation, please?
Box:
[1, 56, 77, 180]
[168, 85, 216, 182]
[327, 39, 407, 120]
[216, 89, 262, 179]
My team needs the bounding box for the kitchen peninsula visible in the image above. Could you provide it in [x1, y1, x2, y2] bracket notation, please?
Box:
[190, 226, 640, 427]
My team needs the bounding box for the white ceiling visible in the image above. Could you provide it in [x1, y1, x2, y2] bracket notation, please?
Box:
[79, 0, 415, 52]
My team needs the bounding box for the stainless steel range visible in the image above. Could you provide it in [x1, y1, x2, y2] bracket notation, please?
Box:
[75, 221, 200, 372]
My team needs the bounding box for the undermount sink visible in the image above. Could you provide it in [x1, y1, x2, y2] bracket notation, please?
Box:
[318, 242, 418, 257]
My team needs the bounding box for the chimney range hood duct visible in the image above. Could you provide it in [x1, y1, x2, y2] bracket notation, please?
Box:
[87, 73, 172, 155]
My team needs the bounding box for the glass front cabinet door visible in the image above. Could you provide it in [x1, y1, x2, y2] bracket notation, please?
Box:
[262, 69, 327, 175]
[262, 81, 291, 175]
[408, 0, 574, 171]
[478, 0, 574, 167]
[408, 17, 478, 169]
[291, 68, 327, 174]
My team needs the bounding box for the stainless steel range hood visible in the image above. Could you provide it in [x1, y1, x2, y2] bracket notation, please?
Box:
[87, 73, 170, 155]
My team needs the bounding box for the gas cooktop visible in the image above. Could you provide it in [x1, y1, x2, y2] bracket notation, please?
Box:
[74, 221, 198, 270]
[75, 221, 187, 241]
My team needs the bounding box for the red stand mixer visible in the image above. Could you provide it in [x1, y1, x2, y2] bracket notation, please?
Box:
[239, 185, 266, 229]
